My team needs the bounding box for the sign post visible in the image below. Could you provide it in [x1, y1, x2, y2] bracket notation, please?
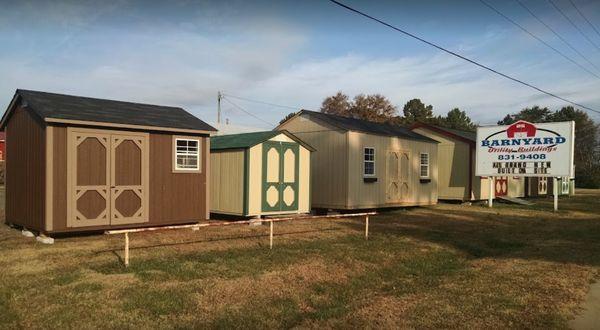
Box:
[476, 121, 574, 211]
[488, 177, 494, 208]
[553, 177, 558, 212]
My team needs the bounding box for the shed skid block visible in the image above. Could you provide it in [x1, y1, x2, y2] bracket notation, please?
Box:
[249, 218, 262, 226]
[22, 229, 35, 238]
[36, 235, 54, 244]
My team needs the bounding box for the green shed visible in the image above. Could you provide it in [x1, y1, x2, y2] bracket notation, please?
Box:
[210, 130, 314, 217]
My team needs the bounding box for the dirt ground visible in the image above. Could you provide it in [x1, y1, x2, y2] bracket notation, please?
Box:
[1, 189, 599, 329]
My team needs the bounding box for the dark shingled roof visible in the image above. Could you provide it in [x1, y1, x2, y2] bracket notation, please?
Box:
[6, 89, 216, 132]
[211, 130, 314, 151]
[441, 127, 476, 142]
[411, 122, 477, 143]
[297, 110, 437, 143]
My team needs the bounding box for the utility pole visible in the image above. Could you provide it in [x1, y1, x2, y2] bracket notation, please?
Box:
[217, 91, 222, 124]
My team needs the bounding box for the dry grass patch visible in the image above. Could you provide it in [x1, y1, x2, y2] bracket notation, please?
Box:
[1, 190, 599, 328]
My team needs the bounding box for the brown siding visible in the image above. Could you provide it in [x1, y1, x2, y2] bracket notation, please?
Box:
[53, 126, 67, 229]
[51, 126, 208, 232]
[5, 106, 46, 231]
[149, 132, 208, 223]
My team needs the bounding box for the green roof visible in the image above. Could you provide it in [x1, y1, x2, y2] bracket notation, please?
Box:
[211, 131, 282, 150]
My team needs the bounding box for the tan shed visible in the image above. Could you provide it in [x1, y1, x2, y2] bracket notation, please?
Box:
[210, 130, 313, 217]
[410, 122, 525, 201]
[0, 89, 216, 234]
[277, 110, 439, 210]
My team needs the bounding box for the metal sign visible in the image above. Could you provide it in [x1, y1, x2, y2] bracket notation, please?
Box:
[475, 120, 574, 177]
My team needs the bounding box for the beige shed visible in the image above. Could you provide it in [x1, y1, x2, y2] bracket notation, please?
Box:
[276, 110, 439, 210]
[410, 122, 525, 201]
[210, 130, 313, 217]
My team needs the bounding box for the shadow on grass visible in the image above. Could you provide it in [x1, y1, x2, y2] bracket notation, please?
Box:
[342, 202, 600, 267]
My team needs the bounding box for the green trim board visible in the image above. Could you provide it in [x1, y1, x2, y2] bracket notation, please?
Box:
[281, 143, 300, 211]
[261, 141, 299, 212]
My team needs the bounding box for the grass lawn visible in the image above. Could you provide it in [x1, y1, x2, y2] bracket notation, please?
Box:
[1, 189, 599, 328]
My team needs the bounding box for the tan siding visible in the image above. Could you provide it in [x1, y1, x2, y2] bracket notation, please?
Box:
[507, 177, 525, 197]
[247, 144, 262, 215]
[475, 176, 524, 199]
[474, 177, 491, 200]
[210, 150, 244, 215]
[346, 131, 438, 208]
[210, 151, 221, 211]
[277, 117, 348, 208]
[5, 106, 46, 231]
[298, 146, 310, 213]
[412, 128, 471, 200]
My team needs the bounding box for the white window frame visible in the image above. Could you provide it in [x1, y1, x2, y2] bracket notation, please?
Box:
[173, 137, 202, 173]
[420, 152, 430, 179]
[363, 147, 376, 177]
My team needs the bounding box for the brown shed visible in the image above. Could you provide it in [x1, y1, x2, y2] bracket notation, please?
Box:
[0, 89, 216, 234]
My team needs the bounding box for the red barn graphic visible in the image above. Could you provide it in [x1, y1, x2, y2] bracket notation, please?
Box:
[506, 120, 536, 138]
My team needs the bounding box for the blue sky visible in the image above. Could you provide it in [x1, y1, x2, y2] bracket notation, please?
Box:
[1, 0, 599, 131]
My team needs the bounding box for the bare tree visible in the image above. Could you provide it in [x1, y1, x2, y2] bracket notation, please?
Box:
[320, 92, 397, 123]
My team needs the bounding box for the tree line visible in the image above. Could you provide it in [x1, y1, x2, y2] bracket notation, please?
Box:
[279, 92, 600, 188]
[316, 92, 477, 131]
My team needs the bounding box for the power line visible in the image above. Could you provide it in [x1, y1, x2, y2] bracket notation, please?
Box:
[328, 0, 600, 115]
[221, 96, 276, 127]
[478, 0, 600, 79]
[567, 0, 600, 41]
[548, 0, 600, 52]
[222, 93, 306, 112]
[516, 0, 600, 73]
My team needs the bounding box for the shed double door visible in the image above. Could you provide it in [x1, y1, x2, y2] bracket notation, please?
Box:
[262, 141, 299, 212]
[67, 128, 149, 228]
[386, 150, 411, 203]
[538, 177, 548, 195]
[495, 177, 508, 196]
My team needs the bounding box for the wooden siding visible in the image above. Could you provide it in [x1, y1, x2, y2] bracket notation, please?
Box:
[51, 127, 209, 232]
[298, 147, 310, 213]
[277, 117, 348, 209]
[5, 106, 46, 231]
[247, 143, 262, 215]
[346, 131, 438, 208]
[507, 177, 525, 197]
[53, 126, 68, 229]
[412, 127, 471, 200]
[475, 177, 524, 200]
[210, 150, 245, 215]
[473, 176, 491, 200]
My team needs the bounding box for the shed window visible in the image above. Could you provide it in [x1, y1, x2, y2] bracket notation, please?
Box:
[420, 153, 430, 179]
[175, 138, 201, 171]
[364, 147, 375, 176]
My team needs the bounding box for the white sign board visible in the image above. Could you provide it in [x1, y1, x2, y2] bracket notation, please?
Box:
[475, 120, 574, 177]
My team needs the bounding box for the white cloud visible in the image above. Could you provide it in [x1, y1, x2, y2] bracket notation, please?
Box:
[1, 1, 599, 132]
[233, 53, 600, 126]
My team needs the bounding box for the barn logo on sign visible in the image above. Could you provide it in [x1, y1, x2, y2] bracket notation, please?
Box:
[480, 120, 566, 153]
